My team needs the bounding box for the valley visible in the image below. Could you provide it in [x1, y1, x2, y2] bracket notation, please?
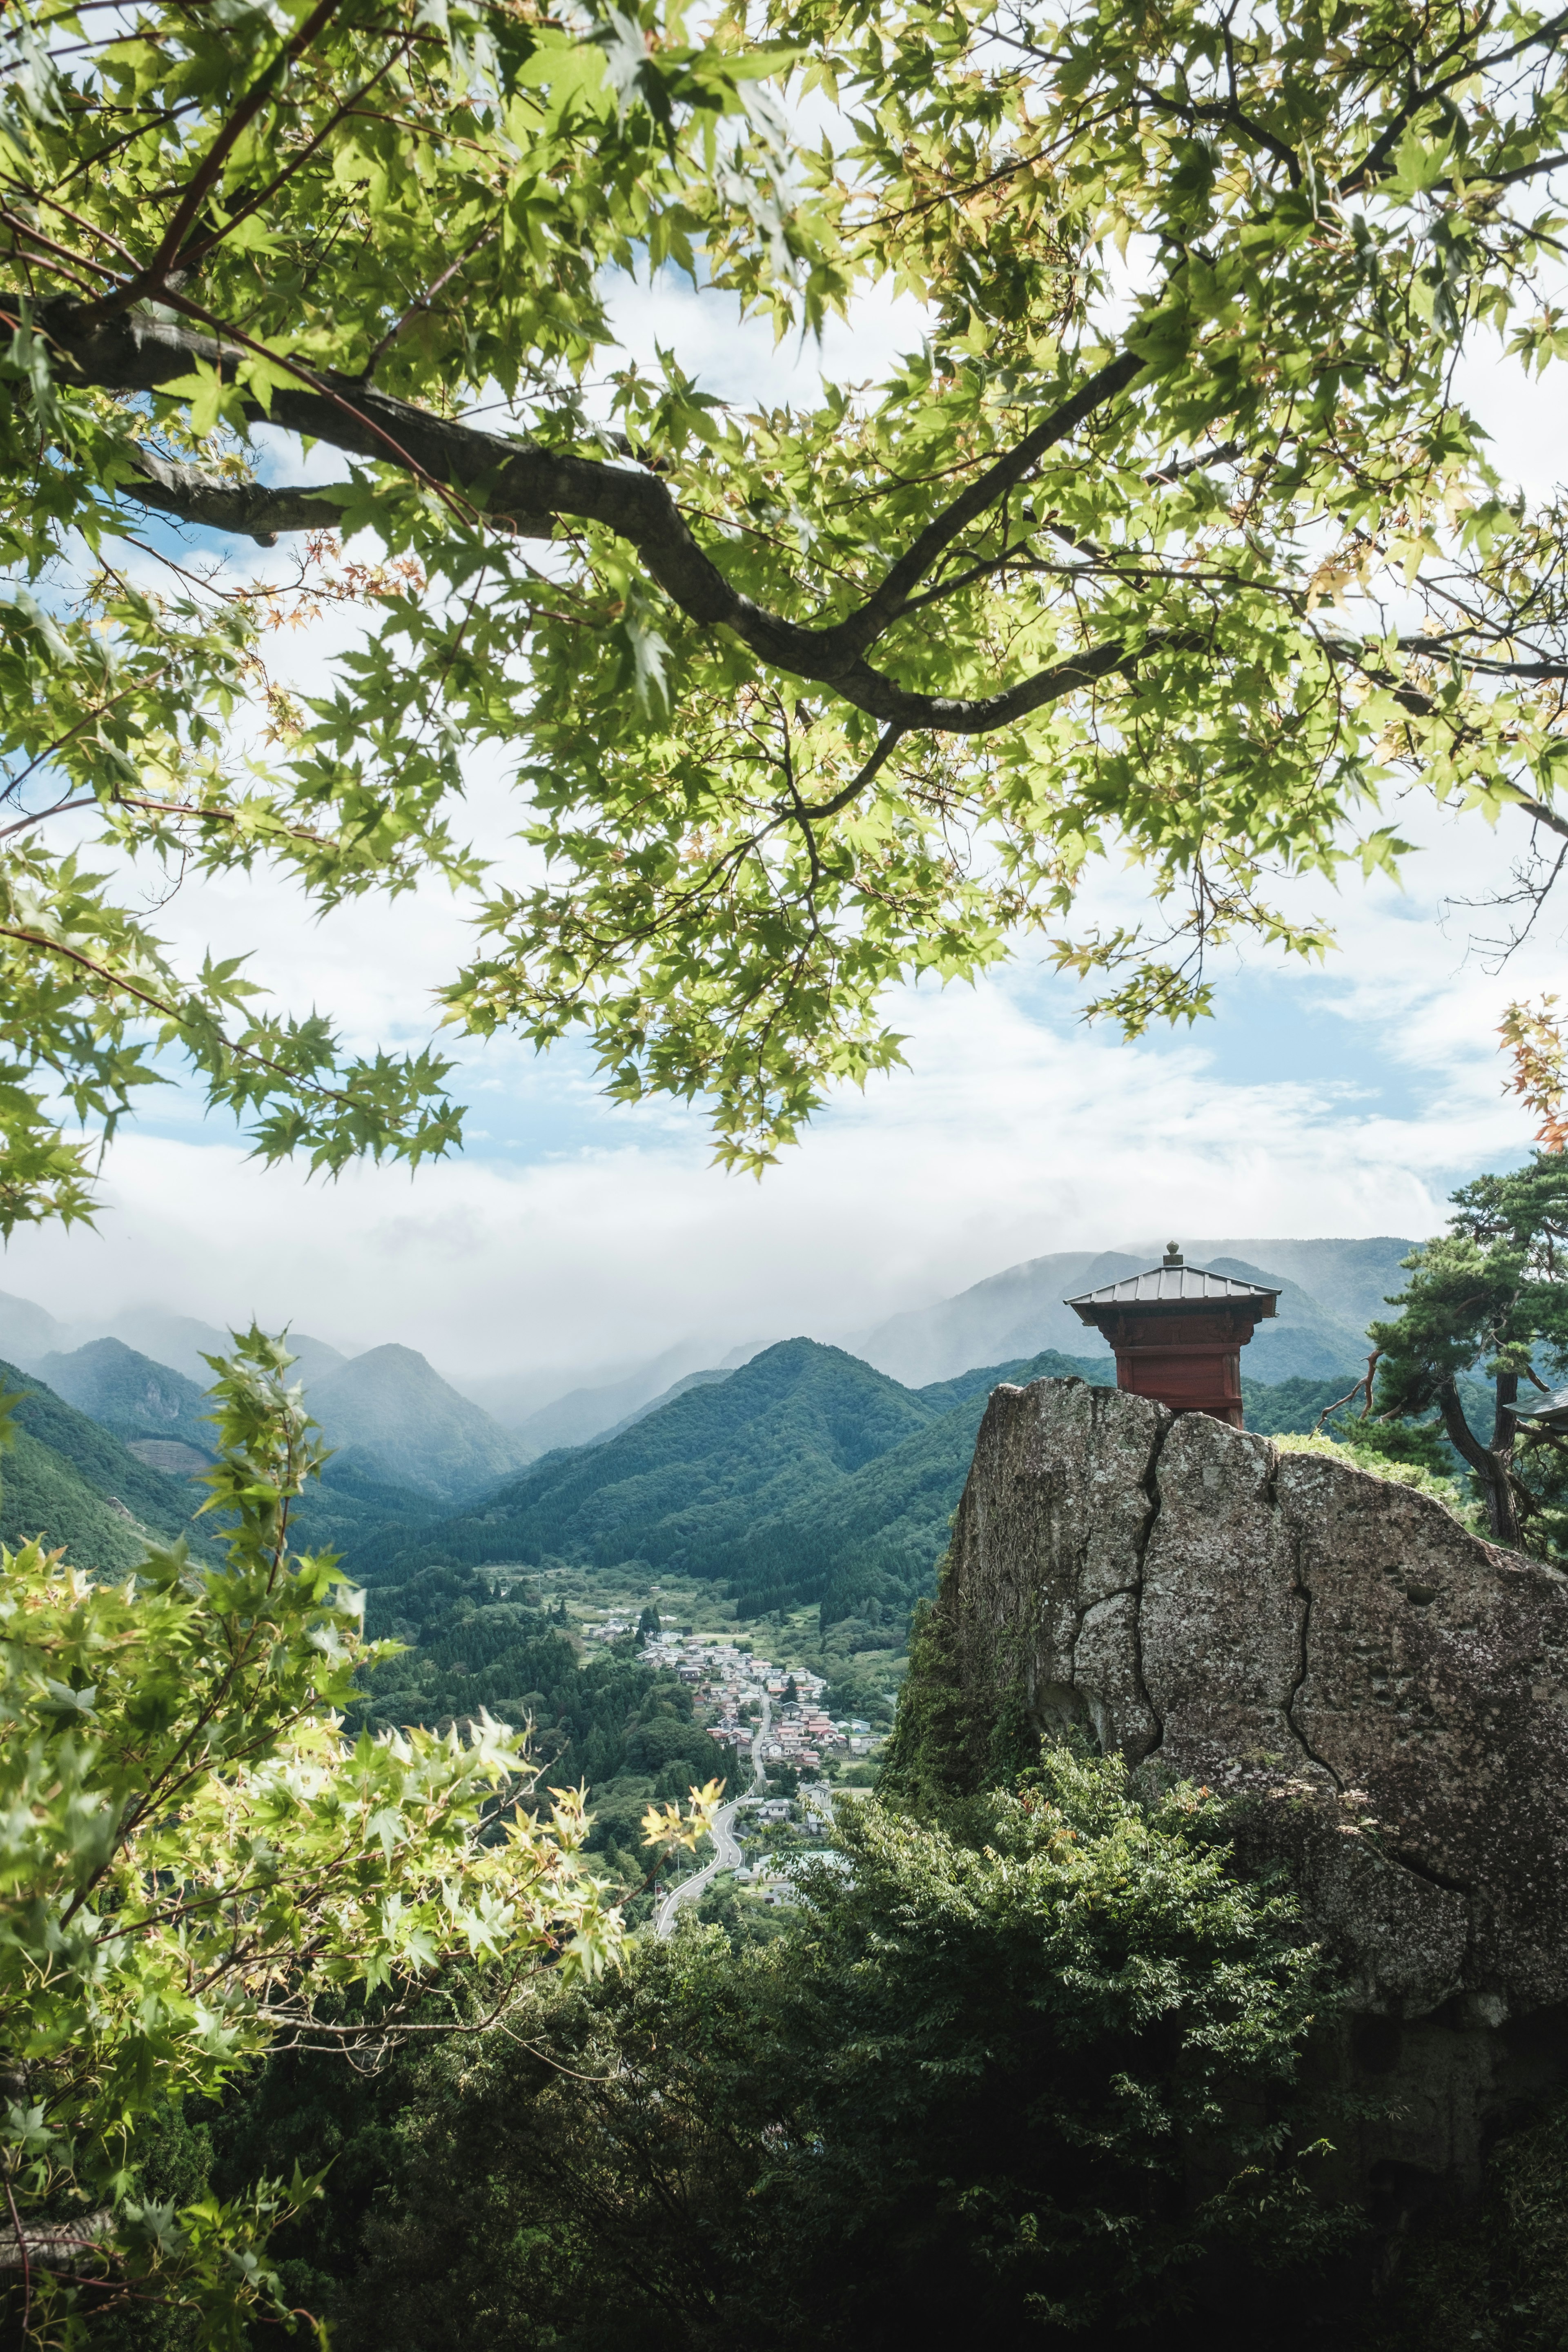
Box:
[0, 1236, 1417, 1924]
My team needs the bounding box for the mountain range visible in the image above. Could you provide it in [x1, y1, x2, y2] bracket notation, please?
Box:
[0, 1306, 530, 1506]
[0, 1324, 1380, 1629]
[354, 1339, 1354, 1626]
[854, 1236, 1414, 1386]
[0, 1233, 1416, 1481]
[0, 1294, 352, 1389]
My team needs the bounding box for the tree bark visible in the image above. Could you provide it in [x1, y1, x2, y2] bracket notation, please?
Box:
[1437, 1374, 1520, 1546]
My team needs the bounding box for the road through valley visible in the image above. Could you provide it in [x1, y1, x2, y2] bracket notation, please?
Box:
[654, 1696, 769, 1940]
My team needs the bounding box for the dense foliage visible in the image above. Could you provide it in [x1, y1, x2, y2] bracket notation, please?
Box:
[194, 1749, 1343, 2349]
[1367, 2084, 1568, 2350]
[7, 0, 1568, 1215]
[1366, 1155, 1568, 1545]
[0, 1332, 689, 2348]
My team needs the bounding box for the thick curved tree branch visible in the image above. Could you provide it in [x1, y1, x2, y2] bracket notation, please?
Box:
[41, 298, 1145, 699]
[119, 441, 1169, 726]
[1512, 794, 1568, 843]
[827, 347, 1145, 658]
[121, 448, 348, 545]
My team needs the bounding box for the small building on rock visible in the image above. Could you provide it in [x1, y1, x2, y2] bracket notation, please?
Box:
[1065, 1243, 1279, 1428]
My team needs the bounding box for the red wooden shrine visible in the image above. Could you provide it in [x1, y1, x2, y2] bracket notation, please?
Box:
[1065, 1245, 1280, 1429]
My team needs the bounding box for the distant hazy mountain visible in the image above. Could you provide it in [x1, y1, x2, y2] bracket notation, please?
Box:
[0, 1290, 353, 1389]
[0, 1291, 69, 1365]
[104, 1307, 349, 1388]
[31, 1338, 217, 1468]
[1180, 1235, 1419, 1329]
[308, 1343, 531, 1501]
[856, 1236, 1418, 1386]
[466, 1339, 737, 1456]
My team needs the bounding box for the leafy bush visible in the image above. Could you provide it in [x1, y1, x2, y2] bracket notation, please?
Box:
[0, 1334, 640, 2348]
[1367, 2089, 1568, 2349]
[286, 1749, 1345, 2350]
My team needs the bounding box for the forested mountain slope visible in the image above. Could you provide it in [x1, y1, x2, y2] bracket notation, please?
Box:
[365, 1340, 950, 1582]
[357, 1341, 1111, 1616]
[0, 1356, 222, 1572]
[308, 1345, 532, 1500]
[0, 1356, 449, 1572]
[32, 1337, 217, 1466]
[724, 1349, 1102, 1621]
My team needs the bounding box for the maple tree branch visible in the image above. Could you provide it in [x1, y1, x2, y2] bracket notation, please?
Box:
[121, 446, 347, 544]
[102, 0, 347, 311]
[0, 924, 358, 1107]
[39, 299, 1147, 707]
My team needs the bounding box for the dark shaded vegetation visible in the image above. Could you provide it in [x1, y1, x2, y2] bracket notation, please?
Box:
[1367, 2089, 1568, 2349]
[200, 1749, 1349, 2351]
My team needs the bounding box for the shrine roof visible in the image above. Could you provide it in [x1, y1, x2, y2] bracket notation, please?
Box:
[1065, 1255, 1280, 1321]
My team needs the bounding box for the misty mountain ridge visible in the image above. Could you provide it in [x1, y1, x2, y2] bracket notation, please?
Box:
[7, 1308, 530, 1510]
[0, 1292, 349, 1389]
[0, 1229, 1415, 1503]
[854, 1235, 1417, 1386]
[306, 1344, 534, 1502]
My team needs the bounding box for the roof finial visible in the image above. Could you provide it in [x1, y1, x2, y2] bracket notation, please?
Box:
[1163, 1241, 1184, 1266]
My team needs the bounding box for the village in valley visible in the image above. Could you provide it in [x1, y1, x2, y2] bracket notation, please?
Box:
[582, 1610, 885, 1775]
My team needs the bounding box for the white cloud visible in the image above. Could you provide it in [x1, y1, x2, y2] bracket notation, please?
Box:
[1, 873, 1538, 1388]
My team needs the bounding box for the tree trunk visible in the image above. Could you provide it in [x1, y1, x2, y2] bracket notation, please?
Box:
[1437, 1376, 1521, 1546]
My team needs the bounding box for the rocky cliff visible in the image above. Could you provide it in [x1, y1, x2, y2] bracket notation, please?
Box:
[899, 1374, 1568, 2196]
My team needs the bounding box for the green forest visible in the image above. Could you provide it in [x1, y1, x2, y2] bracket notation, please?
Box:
[7, 1180, 1568, 2346]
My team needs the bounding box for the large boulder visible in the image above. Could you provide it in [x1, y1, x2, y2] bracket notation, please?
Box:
[925, 1375, 1568, 2024]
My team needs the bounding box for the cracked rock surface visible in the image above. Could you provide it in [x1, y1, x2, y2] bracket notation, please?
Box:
[937, 1376, 1568, 2017]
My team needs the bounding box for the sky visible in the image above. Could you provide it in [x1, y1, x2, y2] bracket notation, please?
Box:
[6, 272, 1566, 1394]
